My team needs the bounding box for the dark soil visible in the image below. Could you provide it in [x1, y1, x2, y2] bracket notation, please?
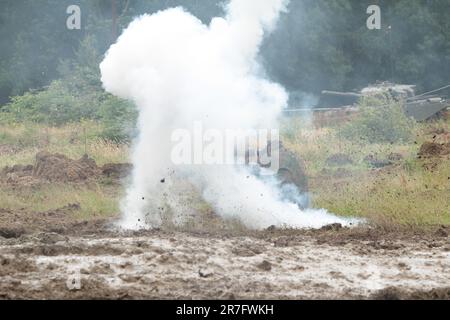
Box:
[371, 287, 450, 300]
[418, 142, 450, 158]
[101, 163, 133, 179]
[33, 151, 99, 182]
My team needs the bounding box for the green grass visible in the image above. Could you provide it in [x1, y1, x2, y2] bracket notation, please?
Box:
[0, 121, 130, 168]
[1, 118, 450, 228]
[0, 122, 127, 220]
[0, 183, 120, 219]
[282, 121, 418, 176]
[310, 161, 450, 227]
[281, 116, 450, 227]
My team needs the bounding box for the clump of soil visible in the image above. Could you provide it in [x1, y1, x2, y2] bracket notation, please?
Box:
[231, 244, 265, 257]
[320, 223, 343, 231]
[101, 163, 132, 179]
[256, 260, 272, 271]
[371, 286, 450, 300]
[435, 226, 448, 238]
[33, 151, 99, 182]
[326, 153, 353, 166]
[1, 164, 34, 184]
[0, 227, 26, 239]
[418, 142, 450, 158]
[0, 255, 37, 277]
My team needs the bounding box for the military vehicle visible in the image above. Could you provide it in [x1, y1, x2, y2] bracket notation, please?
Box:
[317, 82, 449, 121]
[276, 82, 449, 206]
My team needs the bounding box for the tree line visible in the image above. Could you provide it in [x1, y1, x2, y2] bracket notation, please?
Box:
[0, 0, 448, 123]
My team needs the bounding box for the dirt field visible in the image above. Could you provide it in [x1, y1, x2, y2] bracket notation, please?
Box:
[0, 213, 449, 299]
[0, 149, 449, 299]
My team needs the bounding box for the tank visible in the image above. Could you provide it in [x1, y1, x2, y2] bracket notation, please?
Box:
[315, 82, 449, 121]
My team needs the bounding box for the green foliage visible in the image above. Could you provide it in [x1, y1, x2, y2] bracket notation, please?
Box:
[1, 0, 449, 141]
[262, 0, 450, 95]
[1, 0, 450, 104]
[2, 35, 101, 125]
[2, 79, 137, 139]
[1, 34, 137, 141]
[3, 80, 88, 125]
[341, 93, 416, 143]
[97, 95, 138, 142]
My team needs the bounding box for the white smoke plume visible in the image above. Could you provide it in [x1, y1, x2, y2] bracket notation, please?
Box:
[100, 0, 359, 230]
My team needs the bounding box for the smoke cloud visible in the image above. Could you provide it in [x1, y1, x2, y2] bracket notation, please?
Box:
[100, 0, 358, 230]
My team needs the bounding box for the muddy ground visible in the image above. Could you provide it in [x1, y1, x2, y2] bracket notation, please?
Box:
[0, 213, 449, 299]
[0, 152, 449, 299]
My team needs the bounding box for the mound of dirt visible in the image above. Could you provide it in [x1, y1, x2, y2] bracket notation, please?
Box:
[0, 164, 35, 185]
[418, 142, 450, 158]
[33, 151, 99, 182]
[101, 163, 132, 179]
[1, 164, 33, 178]
[1, 152, 132, 185]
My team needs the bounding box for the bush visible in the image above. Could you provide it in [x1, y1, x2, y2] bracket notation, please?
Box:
[341, 93, 416, 143]
[1, 35, 138, 141]
[97, 95, 138, 142]
[2, 83, 137, 141]
[2, 80, 96, 125]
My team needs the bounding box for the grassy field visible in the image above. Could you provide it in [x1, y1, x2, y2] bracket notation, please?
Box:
[0, 183, 120, 219]
[0, 121, 127, 220]
[1, 116, 449, 228]
[282, 115, 450, 228]
[0, 121, 129, 168]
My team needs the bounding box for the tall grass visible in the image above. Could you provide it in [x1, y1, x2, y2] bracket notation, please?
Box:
[0, 121, 130, 167]
[1, 119, 449, 227]
[281, 116, 450, 227]
[0, 182, 120, 219]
